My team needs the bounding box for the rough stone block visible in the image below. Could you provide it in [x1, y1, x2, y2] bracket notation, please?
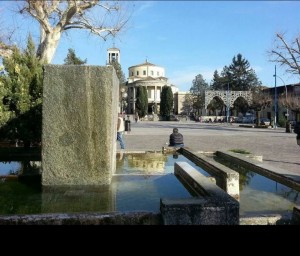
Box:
[42, 65, 118, 185]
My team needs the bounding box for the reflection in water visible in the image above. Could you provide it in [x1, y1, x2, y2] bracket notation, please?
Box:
[213, 156, 300, 216]
[0, 154, 195, 214]
[112, 174, 191, 212]
[42, 185, 115, 213]
[117, 152, 168, 174]
[0, 161, 22, 175]
[0, 180, 42, 214]
[116, 152, 209, 176]
[21, 161, 41, 176]
[0, 153, 299, 216]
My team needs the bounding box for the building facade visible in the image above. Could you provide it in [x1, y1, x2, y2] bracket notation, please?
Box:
[126, 60, 178, 114]
[261, 83, 300, 124]
[174, 91, 192, 115]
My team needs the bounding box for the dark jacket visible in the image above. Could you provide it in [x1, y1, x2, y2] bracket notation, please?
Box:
[169, 132, 184, 146]
[294, 122, 300, 135]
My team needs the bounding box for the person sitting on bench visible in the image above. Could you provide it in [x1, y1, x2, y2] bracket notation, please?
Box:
[169, 128, 184, 147]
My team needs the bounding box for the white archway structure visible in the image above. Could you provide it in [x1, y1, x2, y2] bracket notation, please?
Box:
[204, 90, 252, 111]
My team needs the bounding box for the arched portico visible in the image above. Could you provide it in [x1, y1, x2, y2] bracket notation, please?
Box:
[205, 90, 252, 110]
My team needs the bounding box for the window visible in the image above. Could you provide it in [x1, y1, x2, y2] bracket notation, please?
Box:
[131, 72, 133, 76]
[151, 71, 154, 76]
[143, 70, 146, 75]
[137, 71, 139, 76]
[157, 71, 159, 76]
[147, 89, 151, 98]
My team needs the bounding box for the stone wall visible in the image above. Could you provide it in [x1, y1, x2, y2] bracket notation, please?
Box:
[42, 65, 118, 185]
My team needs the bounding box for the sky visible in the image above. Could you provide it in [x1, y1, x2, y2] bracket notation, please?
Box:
[1, 1, 300, 92]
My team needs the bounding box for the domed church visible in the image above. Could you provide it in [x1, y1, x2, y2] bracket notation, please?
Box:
[107, 47, 179, 115]
[126, 59, 178, 115]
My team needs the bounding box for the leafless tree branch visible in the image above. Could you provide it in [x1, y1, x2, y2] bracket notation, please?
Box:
[12, 0, 133, 63]
[269, 33, 300, 76]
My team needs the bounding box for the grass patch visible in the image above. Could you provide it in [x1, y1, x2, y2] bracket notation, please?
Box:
[229, 149, 251, 154]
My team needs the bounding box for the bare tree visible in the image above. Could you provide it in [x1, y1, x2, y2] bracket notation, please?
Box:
[0, 8, 15, 59]
[269, 33, 300, 77]
[182, 93, 193, 115]
[278, 90, 300, 114]
[250, 86, 272, 126]
[1, 1, 132, 63]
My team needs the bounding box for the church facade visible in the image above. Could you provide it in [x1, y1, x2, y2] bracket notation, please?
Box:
[107, 46, 179, 115]
[126, 60, 179, 115]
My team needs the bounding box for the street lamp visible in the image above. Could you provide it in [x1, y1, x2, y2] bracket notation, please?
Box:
[226, 82, 230, 124]
[273, 73, 290, 132]
[273, 66, 278, 129]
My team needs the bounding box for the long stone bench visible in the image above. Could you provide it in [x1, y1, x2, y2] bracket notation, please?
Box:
[216, 150, 300, 191]
[180, 147, 240, 199]
[160, 162, 239, 225]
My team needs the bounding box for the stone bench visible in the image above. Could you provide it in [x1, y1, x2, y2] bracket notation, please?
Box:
[160, 162, 239, 225]
[180, 147, 240, 199]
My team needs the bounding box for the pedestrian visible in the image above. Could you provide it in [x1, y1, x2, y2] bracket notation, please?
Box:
[169, 128, 184, 147]
[117, 113, 125, 149]
[135, 112, 139, 123]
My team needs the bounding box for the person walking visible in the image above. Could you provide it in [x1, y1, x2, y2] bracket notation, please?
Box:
[169, 128, 184, 147]
[117, 113, 125, 149]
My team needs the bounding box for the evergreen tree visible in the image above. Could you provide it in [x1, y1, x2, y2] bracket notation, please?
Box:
[160, 85, 173, 120]
[136, 86, 148, 117]
[111, 60, 128, 112]
[0, 35, 43, 147]
[110, 59, 126, 84]
[221, 53, 261, 91]
[109, 59, 128, 112]
[64, 48, 87, 65]
[189, 74, 209, 115]
[211, 70, 227, 90]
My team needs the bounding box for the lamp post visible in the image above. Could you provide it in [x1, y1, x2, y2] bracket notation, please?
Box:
[273, 73, 290, 132]
[226, 82, 230, 124]
[273, 66, 277, 129]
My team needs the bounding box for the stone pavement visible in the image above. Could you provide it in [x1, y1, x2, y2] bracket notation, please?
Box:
[119, 120, 300, 183]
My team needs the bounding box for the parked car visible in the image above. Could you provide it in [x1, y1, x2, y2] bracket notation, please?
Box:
[254, 118, 271, 126]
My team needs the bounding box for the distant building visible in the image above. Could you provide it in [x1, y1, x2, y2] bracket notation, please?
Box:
[261, 83, 300, 123]
[126, 60, 178, 114]
[174, 91, 192, 115]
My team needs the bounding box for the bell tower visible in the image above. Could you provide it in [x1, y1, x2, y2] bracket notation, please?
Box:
[107, 45, 120, 64]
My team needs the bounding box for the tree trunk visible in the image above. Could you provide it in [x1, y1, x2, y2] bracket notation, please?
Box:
[256, 110, 261, 126]
[37, 28, 62, 64]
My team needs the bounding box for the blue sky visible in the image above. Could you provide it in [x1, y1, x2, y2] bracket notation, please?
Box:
[1, 1, 300, 91]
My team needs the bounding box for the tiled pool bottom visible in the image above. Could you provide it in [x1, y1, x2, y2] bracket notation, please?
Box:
[0, 152, 299, 217]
